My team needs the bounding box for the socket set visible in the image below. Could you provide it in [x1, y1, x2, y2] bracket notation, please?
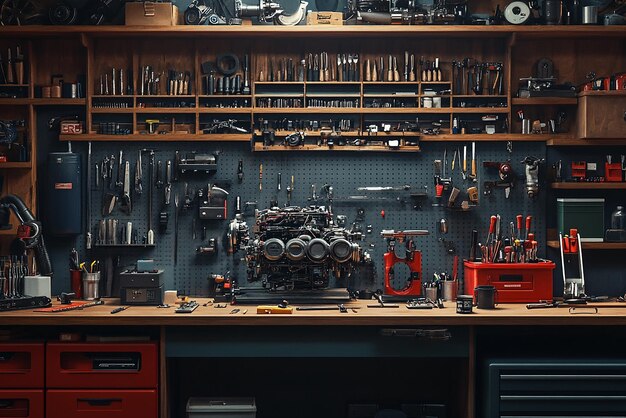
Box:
[97, 122, 132, 135]
[365, 98, 417, 108]
[93, 101, 130, 109]
[307, 99, 359, 108]
[256, 98, 303, 108]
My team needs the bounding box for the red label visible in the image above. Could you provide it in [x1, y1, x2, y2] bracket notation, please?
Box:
[55, 183, 73, 190]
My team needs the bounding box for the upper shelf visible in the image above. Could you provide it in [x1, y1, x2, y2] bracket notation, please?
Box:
[550, 182, 626, 190]
[2, 25, 626, 39]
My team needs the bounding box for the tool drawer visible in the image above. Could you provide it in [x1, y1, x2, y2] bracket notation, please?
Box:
[46, 342, 158, 388]
[0, 390, 44, 418]
[0, 343, 44, 388]
[577, 93, 626, 138]
[46, 389, 157, 418]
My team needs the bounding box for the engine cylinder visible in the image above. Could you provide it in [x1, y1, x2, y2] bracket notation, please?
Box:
[285, 238, 307, 261]
[329, 239, 353, 263]
[263, 238, 285, 261]
[307, 238, 329, 262]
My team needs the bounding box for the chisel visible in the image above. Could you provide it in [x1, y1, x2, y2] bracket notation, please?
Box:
[393, 57, 400, 82]
[409, 54, 415, 81]
[387, 55, 393, 82]
[404, 51, 409, 81]
[470, 141, 477, 180]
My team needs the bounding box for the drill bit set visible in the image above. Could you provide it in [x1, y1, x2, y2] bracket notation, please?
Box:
[258, 52, 360, 82]
[452, 59, 504, 95]
[363, 53, 444, 82]
[139, 65, 193, 96]
[97, 67, 132, 96]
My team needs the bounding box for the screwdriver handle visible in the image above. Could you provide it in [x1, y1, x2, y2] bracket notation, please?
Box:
[526, 215, 532, 239]
[489, 215, 497, 233]
[516, 215, 523, 236]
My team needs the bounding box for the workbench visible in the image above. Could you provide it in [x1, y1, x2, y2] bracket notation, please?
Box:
[3, 300, 626, 418]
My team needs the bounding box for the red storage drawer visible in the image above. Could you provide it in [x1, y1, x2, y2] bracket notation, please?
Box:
[46, 390, 157, 418]
[464, 261, 556, 303]
[46, 342, 158, 389]
[0, 390, 44, 418]
[0, 344, 44, 388]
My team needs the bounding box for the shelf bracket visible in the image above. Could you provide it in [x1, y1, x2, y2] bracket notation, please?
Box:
[80, 33, 90, 49]
[508, 33, 517, 48]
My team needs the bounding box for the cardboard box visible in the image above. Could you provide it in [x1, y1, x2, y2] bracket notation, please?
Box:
[125, 2, 180, 26]
[307, 11, 343, 25]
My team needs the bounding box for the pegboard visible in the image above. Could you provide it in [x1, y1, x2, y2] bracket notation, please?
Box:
[82, 140, 546, 297]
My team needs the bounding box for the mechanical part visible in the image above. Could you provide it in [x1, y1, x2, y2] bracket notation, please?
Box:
[274, 0, 307, 25]
[175, 152, 218, 175]
[203, 119, 248, 134]
[381, 229, 429, 297]
[48, 2, 77, 25]
[560, 230, 586, 300]
[185, 0, 211, 24]
[0, 120, 23, 145]
[522, 156, 543, 198]
[0, 195, 52, 276]
[483, 160, 515, 198]
[228, 206, 369, 291]
[504, 1, 531, 24]
[198, 184, 229, 220]
[0, 0, 44, 25]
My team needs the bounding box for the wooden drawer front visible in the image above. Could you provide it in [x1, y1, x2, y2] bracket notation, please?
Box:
[46, 390, 157, 418]
[46, 343, 158, 389]
[0, 344, 44, 388]
[578, 95, 626, 138]
[0, 390, 44, 418]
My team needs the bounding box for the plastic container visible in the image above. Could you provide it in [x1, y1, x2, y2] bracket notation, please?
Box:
[187, 398, 256, 418]
[557, 198, 604, 241]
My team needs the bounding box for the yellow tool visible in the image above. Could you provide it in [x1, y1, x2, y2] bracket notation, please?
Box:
[259, 163, 263, 192]
[470, 141, 477, 180]
[257, 305, 293, 314]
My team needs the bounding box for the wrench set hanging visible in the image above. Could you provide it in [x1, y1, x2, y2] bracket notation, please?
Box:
[452, 59, 504, 96]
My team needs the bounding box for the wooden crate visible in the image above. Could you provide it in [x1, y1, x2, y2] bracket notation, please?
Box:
[125, 2, 180, 26]
[306, 12, 343, 25]
[577, 92, 626, 139]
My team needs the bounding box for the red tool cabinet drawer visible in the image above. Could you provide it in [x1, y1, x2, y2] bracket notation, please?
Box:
[46, 342, 158, 388]
[0, 344, 44, 388]
[46, 390, 157, 418]
[0, 390, 44, 418]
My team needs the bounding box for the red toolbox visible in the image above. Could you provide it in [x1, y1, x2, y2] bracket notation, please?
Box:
[0, 390, 44, 418]
[464, 261, 556, 303]
[0, 344, 44, 388]
[46, 389, 157, 418]
[46, 343, 158, 389]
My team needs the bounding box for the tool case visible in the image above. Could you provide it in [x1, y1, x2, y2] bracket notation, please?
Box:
[464, 261, 555, 303]
[187, 398, 256, 418]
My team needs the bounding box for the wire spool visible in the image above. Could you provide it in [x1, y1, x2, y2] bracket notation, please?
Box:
[504, 1, 531, 24]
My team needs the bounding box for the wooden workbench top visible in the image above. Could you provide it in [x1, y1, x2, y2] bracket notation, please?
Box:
[2, 299, 626, 326]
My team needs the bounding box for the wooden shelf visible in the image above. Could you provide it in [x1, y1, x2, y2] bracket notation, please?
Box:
[512, 97, 578, 105]
[3, 25, 626, 39]
[450, 107, 510, 113]
[551, 182, 626, 190]
[0, 84, 29, 87]
[547, 138, 626, 146]
[199, 95, 252, 98]
[362, 82, 420, 85]
[306, 93, 361, 97]
[253, 143, 420, 152]
[254, 107, 361, 114]
[31, 98, 86, 105]
[59, 133, 249, 142]
[306, 82, 361, 85]
[0, 98, 29, 105]
[579, 90, 626, 97]
[547, 241, 626, 250]
[363, 94, 418, 98]
[453, 95, 507, 98]
[135, 108, 197, 113]
[420, 134, 560, 142]
[0, 162, 31, 169]
[200, 108, 253, 113]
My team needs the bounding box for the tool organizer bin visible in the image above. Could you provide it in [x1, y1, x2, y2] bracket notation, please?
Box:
[0, 390, 44, 418]
[0, 343, 44, 388]
[464, 261, 555, 303]
[45, 342, 158, 388]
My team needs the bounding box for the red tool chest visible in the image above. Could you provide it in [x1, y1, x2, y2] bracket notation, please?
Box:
[46, 342, 158, 389]
[0, 343, 44, 388]
[0, 390, 44, 418]
[464, 261, 556, 303]
[46, 389, 157, 418]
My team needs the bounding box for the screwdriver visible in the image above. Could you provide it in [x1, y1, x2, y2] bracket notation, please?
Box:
[259, 163, 263, 192]
[526, 215, 532, 240]
[516, 214, 523, 239]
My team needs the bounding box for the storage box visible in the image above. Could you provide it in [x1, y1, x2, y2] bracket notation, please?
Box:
[187, 398, 256, 418]
[464, 261, 555, 303]
[557, 198, 605, 242]
[125, 2, 180, 26]
[577, 93, 626, 138]
[307, 11, 343, 25]
[0, 343, 45, 388]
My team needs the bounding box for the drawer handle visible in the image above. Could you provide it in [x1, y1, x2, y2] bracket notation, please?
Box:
[78, 398, 122, 406]
[380, 328, 452, 341]
[0, 400, 14, 409]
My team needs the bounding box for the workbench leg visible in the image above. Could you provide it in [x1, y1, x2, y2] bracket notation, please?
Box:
[467, 326, 475, 418]
[160, 326, 169, 418]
